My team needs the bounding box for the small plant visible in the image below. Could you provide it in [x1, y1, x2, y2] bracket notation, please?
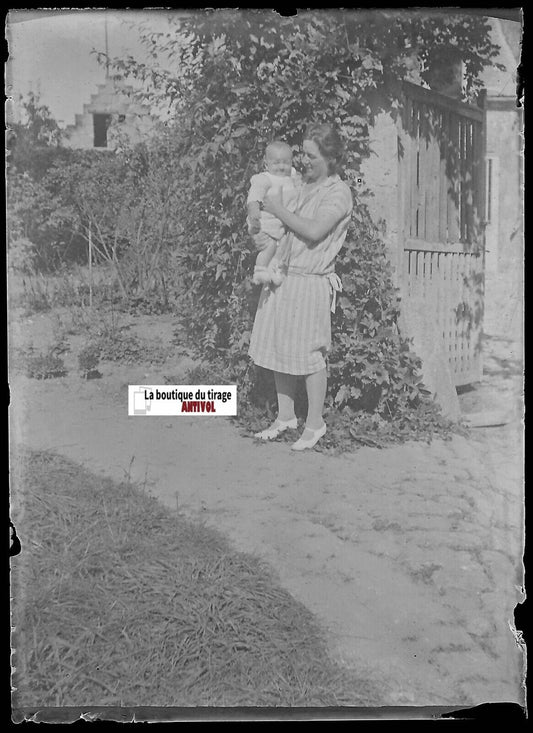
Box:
[91, 327, 172, 366]
[127, 293, 173, 316]
[78, 342, 102, 380]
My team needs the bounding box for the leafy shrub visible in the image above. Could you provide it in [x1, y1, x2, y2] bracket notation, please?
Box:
[329, 217, 432, 415]
[77, 342, 101, 379]
[6, 167, 87, 273]
[7, 118, 186, 312]
[7, 93, 186, 312]
[19, 346, 68, 380]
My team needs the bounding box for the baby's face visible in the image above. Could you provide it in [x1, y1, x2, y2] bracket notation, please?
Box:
[265, 149, 292, 177]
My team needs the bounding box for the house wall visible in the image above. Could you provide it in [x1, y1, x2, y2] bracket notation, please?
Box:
[64, 110, 154, 150]
[62, 81, 155, 150]
[480, 18, 522, 275]
[484, 103, 523, 274]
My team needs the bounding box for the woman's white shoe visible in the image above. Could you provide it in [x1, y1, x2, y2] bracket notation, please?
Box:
[254, 417, 298, 440]
[291, 423, 327, 451]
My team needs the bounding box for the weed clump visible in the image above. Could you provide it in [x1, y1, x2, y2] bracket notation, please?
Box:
[16, 345, 68, 379]
[77, 343, 102, 379]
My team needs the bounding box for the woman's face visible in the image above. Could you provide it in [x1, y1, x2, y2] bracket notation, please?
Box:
[301, 139, 329, 182]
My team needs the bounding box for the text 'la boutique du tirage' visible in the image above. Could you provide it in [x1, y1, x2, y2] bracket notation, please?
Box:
[144, 389, 233, 403]
[128, 385, 237, 416]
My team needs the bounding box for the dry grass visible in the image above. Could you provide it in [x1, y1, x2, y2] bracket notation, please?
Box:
[11, 450, 378, 709]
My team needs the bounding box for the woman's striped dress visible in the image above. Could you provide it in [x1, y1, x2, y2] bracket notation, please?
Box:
[248, 175, 353, 375]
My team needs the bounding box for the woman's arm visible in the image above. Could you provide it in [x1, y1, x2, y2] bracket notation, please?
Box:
[262, 189, 343, 244]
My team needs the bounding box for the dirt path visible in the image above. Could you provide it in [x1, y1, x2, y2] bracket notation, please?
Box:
[9, 290, 524, 708]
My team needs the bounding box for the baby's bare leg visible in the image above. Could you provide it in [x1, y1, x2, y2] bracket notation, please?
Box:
[253, 236, 278, 284]
[277, 235, 292, 270]
[255, 240, 277, 268]
[266, 239, 289, 287]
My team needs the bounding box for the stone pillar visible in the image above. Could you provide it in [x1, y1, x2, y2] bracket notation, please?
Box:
[359, 112, 402, 285]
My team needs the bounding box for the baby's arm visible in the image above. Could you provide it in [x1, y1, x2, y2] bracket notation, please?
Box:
[247, 200, 261, 235]
[247, 173, 272, 235]
[248, 172, 272, 203]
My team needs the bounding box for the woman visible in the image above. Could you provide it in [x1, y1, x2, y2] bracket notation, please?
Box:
[248, 122, 353, 450]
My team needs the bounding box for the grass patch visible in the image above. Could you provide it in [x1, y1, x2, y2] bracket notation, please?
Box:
[11, 449, 378, 708]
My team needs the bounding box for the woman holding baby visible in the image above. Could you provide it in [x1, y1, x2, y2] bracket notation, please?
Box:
[248, 122, 353, 451]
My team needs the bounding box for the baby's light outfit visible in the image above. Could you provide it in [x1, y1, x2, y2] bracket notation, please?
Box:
[247, 169, 301, 279]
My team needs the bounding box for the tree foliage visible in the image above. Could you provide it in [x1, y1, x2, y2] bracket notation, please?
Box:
[103, 9, 498, 443]
[7, 99, 185, 304]
[6, 92, 68, 183]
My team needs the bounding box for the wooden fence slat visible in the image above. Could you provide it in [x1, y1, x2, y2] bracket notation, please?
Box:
[436, 253, 443, 344]
[418, 104, 427, 239]
[449, 256, 456, 367]
[447, 115, 455, 243]
[442, 254, 451, 357]
[424, 252, 431, 307]
[447, 113, 460, 244]
[453, 253, 460, 373]
[402, 98, 413, 240]
[410, 102, 419, 238]
[471, 120, 483, 248]
[427, 116, 440, 242]
[439, 113, 449, 243]
[458, 117, 465, 244]
[465, 121, 475, 247]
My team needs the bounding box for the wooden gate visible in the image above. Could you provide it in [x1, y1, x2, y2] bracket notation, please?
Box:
[398, 82, 486, 386]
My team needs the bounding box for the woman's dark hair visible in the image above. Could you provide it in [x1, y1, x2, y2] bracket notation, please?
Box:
[304, 122, 344, 175]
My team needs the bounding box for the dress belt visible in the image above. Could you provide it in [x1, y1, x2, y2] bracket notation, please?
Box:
[287, 267, 343, 313]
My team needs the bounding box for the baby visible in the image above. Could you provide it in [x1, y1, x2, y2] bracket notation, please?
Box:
[247, 141, 301, 285]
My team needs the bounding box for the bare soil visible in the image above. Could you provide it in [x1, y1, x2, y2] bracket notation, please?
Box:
[9, 270, 525, 708]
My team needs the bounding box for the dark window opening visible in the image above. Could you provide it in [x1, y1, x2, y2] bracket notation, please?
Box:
[93, 113, 112, 148]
